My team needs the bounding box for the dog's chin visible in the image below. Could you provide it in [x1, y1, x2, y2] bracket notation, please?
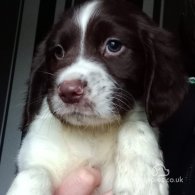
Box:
[53, 112, 121, 127]
[48, 95, 121, 127]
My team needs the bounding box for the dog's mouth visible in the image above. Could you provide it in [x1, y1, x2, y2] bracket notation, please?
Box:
[48, 90, 121, 126]
[50, 105, 121, 126]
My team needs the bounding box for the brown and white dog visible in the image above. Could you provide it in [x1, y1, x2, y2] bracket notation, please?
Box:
[7, 0, 187, 194]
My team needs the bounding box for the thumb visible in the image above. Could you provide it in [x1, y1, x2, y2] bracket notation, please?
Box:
[55, 167, 101, 195]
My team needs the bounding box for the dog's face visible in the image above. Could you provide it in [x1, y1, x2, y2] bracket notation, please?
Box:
[23, 0, 187, 130]
[47, 0, 147, 126]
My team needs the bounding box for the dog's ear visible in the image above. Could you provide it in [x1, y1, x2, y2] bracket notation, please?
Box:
[21, 40, 48, 136]
[140, 22, 188, 126]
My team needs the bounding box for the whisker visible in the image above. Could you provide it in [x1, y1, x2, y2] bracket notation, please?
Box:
[114, 91, 136, 104]
[111, 101, 130, 112]
[38, 71, 55, 77]
[113, 96, 132, 109]
[114, 87, 134, 99]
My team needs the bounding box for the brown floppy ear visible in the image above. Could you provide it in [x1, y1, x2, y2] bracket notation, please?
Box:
[21, 40, 48, 136]
[142, 27, 188, 126]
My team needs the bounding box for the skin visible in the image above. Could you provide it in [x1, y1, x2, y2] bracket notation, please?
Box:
[54, 167, 112, 195]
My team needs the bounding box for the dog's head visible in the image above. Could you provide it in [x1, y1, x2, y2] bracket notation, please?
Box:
[22, 0, 187, 130]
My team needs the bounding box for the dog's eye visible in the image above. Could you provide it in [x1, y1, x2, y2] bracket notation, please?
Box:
[54, 44, 65, 60]
[104, 39, 124, 56]
[107, 40, 122, 52]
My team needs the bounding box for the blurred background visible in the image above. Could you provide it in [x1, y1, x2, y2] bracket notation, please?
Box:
[0, 0, 194, 194]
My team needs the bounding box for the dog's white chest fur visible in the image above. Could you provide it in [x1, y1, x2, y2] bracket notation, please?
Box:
[17, 99, 118, 192]
[6, 99, 169, 195]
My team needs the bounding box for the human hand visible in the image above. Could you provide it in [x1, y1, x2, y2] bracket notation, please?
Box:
[54, 167, 112, 195]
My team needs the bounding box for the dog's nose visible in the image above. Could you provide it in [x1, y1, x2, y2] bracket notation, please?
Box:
[58, 80, 86, 104]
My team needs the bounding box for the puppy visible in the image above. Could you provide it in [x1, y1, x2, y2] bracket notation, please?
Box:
[7, 0, 187, 194]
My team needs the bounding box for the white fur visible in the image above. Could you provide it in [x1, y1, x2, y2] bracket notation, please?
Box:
[7, 99, 168, 195]
[6, 168, 52, 195]
[114, 110, 168, 194]
[75, 0, 99, 55]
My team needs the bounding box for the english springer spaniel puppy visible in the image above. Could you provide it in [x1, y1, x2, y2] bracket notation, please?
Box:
[7, 0, 187, 194]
